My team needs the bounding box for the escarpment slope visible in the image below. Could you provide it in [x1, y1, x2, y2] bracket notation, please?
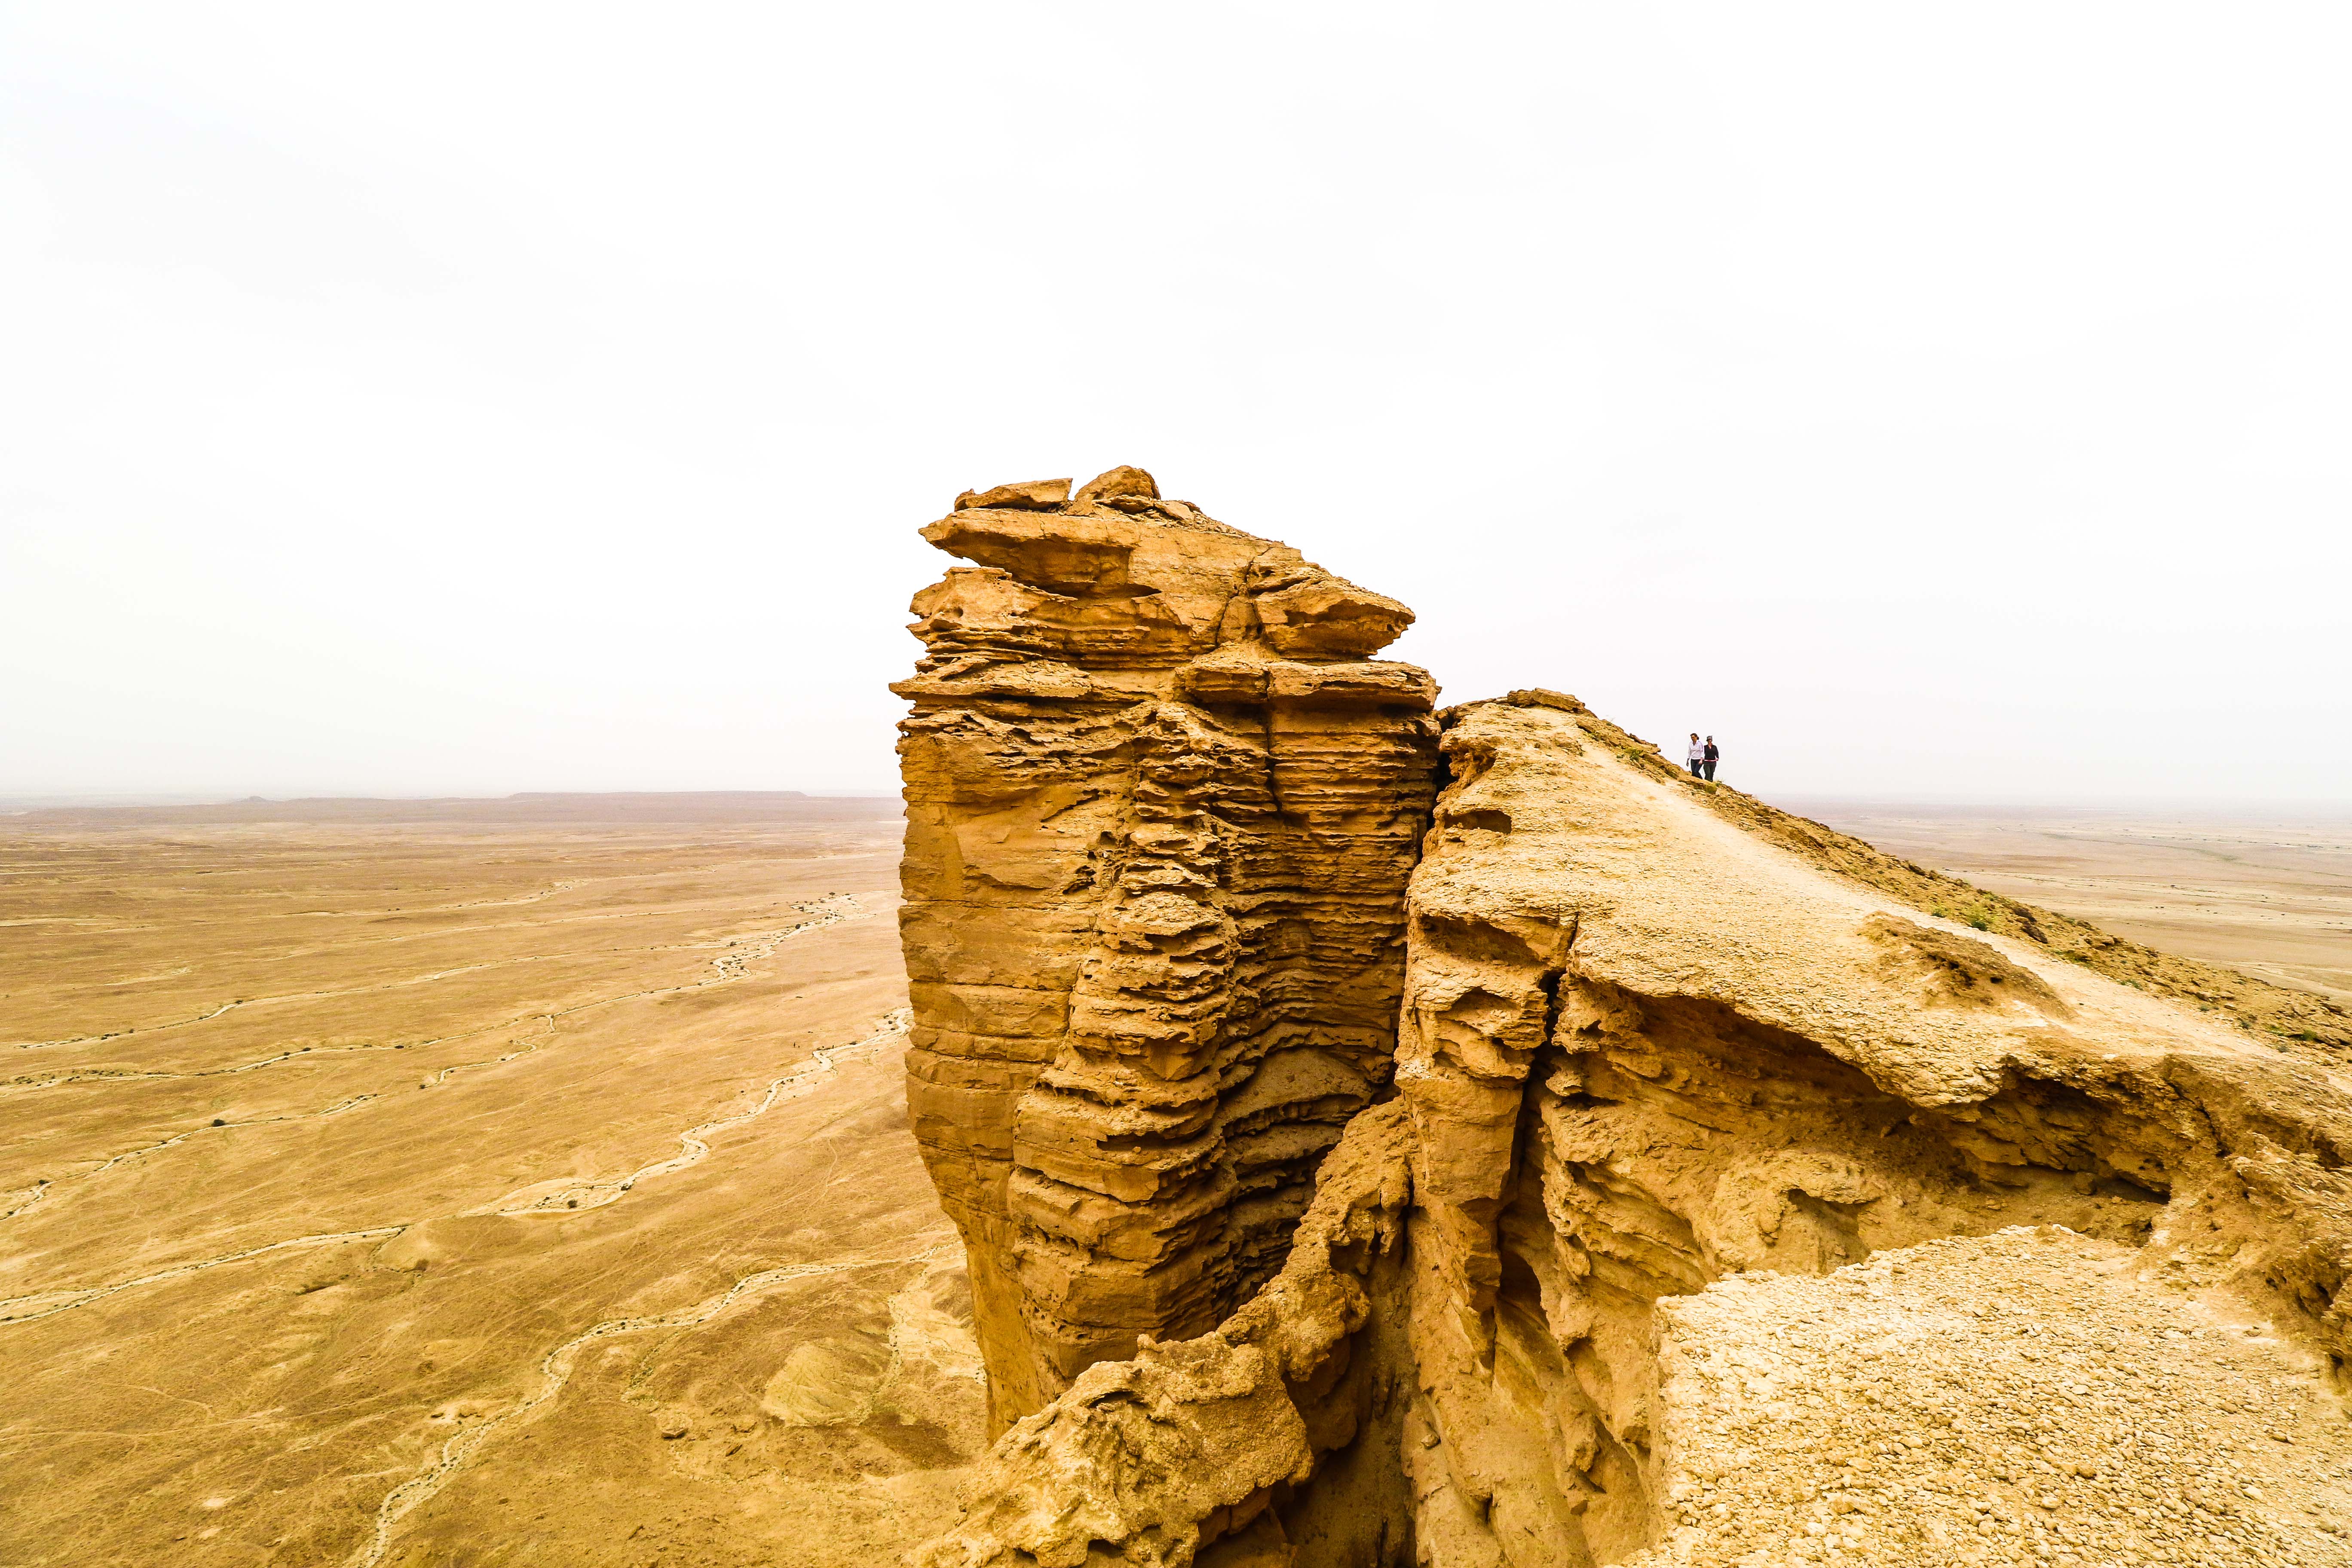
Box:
[895, 469, 1439, 1430]
[899, 490, 2352, 1568]
[1563, 702, 2352, 1054]
[1389, 695, 2352, 1567]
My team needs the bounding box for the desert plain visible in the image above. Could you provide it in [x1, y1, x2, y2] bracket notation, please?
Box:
[1797, 802, 2352, 1003]
[0, 794, 983, 1568]
[3, 791, 2347, 1566]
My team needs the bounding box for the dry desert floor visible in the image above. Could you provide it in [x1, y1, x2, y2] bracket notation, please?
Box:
[0, 794, 982, 1568]
[8, 792, 2348, 1567]
[1796, 802, 2352, 1003]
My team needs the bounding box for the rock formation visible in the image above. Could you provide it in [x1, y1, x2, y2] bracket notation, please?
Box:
[895, 468, 1439, 1430]
[899, 478, 2352, 1565]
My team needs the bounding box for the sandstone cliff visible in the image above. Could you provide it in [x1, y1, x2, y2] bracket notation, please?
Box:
[896, 469, 1439, 1430]
[1387, 695, 2352, 1567]
[900, 484, 2352, 1566]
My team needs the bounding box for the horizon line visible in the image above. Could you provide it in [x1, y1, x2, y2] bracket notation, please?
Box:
[6, 787, 2351, 822]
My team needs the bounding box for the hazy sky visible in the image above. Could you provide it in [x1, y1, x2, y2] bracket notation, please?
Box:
[4, 5, 2347, 805]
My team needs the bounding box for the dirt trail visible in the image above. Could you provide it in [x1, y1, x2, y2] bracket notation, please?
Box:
[0, 1085, 383, 1222]
[342, 1235, 961, 1568]
[0, 1225, 407, 1325]
[0, 905, 870, 1225]
[472, 1008, 913, 1217]
[0, 812, 956, 1568]
[1, 1013, 560, 1093]
[3, 878, 595, 960]
[4, 894, 862, 1055]
[0, 899, 873, 1211]
[0, 998, 907, 1330]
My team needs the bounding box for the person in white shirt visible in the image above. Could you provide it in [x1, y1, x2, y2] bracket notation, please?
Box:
[1687, 733, 1705, 777]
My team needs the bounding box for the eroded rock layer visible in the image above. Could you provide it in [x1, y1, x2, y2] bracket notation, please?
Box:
[896, 469, 1439, 1429]
[1391, 694, 2352, 1567]
[914, 682, 2352, 1568]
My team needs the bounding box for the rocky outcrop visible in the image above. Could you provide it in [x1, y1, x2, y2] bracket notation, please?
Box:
[1387, 694, 2352, 1567]
[917, 1101, 1418, 1568]
[895, 469, 1439, 1430]
[899, 491, 2352, 1566]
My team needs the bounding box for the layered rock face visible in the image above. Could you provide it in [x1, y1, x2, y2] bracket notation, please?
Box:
[1386, 697, 2352, 1568]
[895, 469, 1439, 1430]
[901, 492, 2352, 1568]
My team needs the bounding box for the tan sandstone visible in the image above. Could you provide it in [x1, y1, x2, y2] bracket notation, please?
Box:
[900, 486, 2352, 1568]
[895, 469, 1439, 1431]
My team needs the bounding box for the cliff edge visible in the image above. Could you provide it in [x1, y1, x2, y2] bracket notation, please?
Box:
[897, 477, 2352, 1567]
[895, 468, 1438, 1430]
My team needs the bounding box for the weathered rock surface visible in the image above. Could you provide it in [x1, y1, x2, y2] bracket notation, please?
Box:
[896, 471, 1439, 1430]
[917, 1100, 1418, 1568]
[1389, 695, 2352, 1567]
[901, 497, 2352, 1567]
[1630, 1226, 2352, 1565]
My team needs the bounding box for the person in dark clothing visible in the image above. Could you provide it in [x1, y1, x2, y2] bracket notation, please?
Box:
[1703, 736, 1719, 781]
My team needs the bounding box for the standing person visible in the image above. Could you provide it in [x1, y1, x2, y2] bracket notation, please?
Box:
[1687, 733, 1705, 777]
[1703, 736, 1719, 781]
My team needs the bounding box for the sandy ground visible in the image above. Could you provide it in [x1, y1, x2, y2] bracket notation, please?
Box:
[1788, 802, 2352, 1004]
[0, 796, 984, 1568]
